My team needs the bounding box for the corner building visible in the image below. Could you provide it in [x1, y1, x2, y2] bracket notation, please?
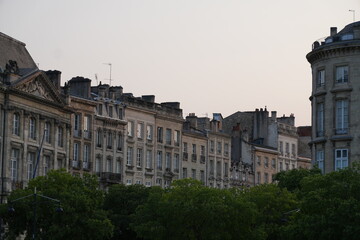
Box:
[307, 21, 360, 173]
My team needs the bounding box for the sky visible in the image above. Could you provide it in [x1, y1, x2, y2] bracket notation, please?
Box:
[1, 0, 359, 126]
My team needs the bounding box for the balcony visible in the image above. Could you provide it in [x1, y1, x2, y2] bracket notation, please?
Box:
[191, 154, 197, 162]
[83, 161, 91, 171]
[72, 160, 81, 169]
[83, 130, 91, 139]
[98, 172, 122, 183]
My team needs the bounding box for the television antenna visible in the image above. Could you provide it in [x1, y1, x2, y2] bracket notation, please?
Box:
[95, 73, 98, 85]
[349, 10, 356, 22]
[103, 63, 112, 86]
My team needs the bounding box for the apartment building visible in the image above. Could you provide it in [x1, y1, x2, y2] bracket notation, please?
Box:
[307, 21, 360, 173]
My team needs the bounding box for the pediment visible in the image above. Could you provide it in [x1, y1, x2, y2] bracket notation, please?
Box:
[13, 71, 65, 105]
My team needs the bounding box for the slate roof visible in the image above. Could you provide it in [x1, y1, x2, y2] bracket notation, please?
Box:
[0, 32, 38, 74]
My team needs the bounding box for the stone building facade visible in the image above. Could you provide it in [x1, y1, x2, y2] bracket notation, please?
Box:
[307, 21, 360, 173]
[0, 32, 72, 202]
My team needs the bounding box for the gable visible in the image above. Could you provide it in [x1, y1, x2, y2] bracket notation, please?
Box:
[12, 71, 65, 106]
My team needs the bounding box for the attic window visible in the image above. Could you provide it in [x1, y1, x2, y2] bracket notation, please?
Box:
[341, 34, 353, 41]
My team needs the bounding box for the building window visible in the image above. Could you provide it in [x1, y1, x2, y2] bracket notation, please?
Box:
[126, 179, 132, 186]
[291, 144, 296, 157]
[316, 102, 324, 137]
[106, 158, 112, 172]
[84, 115, 91, 139]
[73, 142, 79, 163]
[83, 144, 90, 169]
[74, 114, 81, 137]
[44, 122, 51, 143]
[97, 104, 103, 115]
[224, 143, 229, 156]
[12, 113, 20, 136]
[96, 129, 102, 147]
[217, 142, 222, 154]
[127, 147, 133, 166]
[192, 169, 196, 179]
[335, 149, 348, 171]
[257, 172, 261, 184]
[116, 159, 121, 173]
[257, 156, 261, 166]
[265, 173, 269, 183]
[210, 141, 214, 153]
[173, 154, 179, 172]
[335, 100, 349, 134]
[182, 168, 187, 178]
[285, 142, 290, 156]
[279, 162, 283, 171]
[108, 106, 113, 118]
[216, 161, 221, 177]
[165, 152, 171, 170]
[271, 158, 276, 168]
[317, 69, 325, 87]
[146, 125, 153, 140]
[146, 150, 152, 169]
[165, 128, 172, 145]
[192, 144, 196, 154]
[95, 157, 101, 173]
[157, 151, 163, 170]
[117, 132, 123, 151]
[43, 155, 50, 175]
[183, 142, 188, 153]
[137, 123, 144, 139]
[27, 152, 35, 180]
[157, 127, 163, 143]
[224, 162, 228, 177]
[174, 130, 180, 146]
[136, 148, 143, 168]
[210, 160, 214, 175]
[127, 121, 134, 137]
[107, 132, 113, 149]
[336, 65, 349, 83]
[10, 149, 19, 181]
[264, 157, 269, 167]
[29, 117, 36, 140]
[145, 181, 152, 187]
[279, 141, 283, 155]
[156, 178, 162, 186]
[200, 170, 205, 183]
[201, 145, 205, 156]
[57, 126, 64, 147]
[117, 107, 123, 119]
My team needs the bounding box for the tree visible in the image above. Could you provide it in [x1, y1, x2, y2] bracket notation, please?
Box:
[274, 168, 321, 193]
[282, 166, 360, 240]
[1, 170, 113, 240]
[131, 179, 261, 240]
[103, 183, 150, 239]
[243, 184, 298, 240]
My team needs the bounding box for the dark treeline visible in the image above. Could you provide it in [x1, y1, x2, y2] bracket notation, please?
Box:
[2, 166, 360, 240]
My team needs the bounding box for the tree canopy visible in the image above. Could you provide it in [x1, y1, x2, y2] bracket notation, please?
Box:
[1, 170, 113, 240]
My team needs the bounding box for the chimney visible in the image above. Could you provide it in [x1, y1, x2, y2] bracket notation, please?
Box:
[142, 95, 155, 103]
[271, 111, 277, 122]
[330, 27, 337, 36]
[186, 113, 197, 128]
[46, 70, 61, 91]
[68, 76, 91, 99]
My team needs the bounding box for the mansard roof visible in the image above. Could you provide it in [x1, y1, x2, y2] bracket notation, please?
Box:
[0, 32, 37, 74]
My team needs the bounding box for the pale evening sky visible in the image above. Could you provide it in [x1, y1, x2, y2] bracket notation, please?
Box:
[1, 0, 359, 126]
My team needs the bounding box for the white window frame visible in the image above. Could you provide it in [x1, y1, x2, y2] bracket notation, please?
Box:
[335, 149, 348, 171]
[336, 100, 349, 134]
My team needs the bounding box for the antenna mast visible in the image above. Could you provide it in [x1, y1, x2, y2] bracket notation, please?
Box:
[349, 10, 356, 22]
[103, 63, 112, 86]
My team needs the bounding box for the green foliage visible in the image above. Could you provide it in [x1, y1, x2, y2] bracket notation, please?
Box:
[243, 184, 298, 240]
[1, 170, 113, 240]
[274, 167, 321, 193]
[282, 167, 360, 240]
[131, 179, 262, 240]
[103, 183, 150, 239]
